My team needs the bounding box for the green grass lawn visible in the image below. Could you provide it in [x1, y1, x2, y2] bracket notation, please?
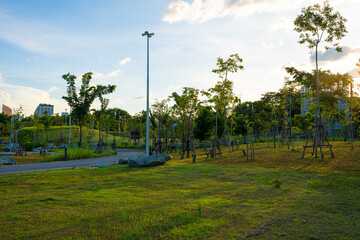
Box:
[0, 142, 359, 239]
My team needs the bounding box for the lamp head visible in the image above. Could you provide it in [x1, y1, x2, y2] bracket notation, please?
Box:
[142, 31, 154, 37]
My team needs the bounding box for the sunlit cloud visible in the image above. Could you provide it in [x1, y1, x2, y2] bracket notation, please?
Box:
[162, 0, 316, 23]
[310, 46, 360, 63]
[261, 41, 273, 49]
[267, 17, 293, 32]
[167, 85, 181, 92]
[47, 86, 59, 93]
[0, 76, 67, 115]
[347, 68, 360, 78]
[119, 57, 131, 65]
[93, 69, 122, 79]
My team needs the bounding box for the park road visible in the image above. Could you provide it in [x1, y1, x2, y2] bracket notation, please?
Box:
[0, 150, 145, 175]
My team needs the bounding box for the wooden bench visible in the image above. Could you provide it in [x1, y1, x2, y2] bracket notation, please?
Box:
[205, 151, 223, 160]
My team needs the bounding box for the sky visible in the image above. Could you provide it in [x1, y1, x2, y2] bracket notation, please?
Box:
[0, 0, 359, 116]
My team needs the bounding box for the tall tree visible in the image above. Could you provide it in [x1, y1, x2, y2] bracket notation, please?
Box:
[62, 72, 116, 146]
[203, 53, 243, 140]
[294, 0, 347, 117]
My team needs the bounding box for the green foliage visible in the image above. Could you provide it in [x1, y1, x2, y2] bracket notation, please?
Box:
[212, 53, 244, 79]
[294, 1, 347, 52]
[294, 1, 347, 117]
[62, 72, 116, 146]
[44, 147, 116, 161]
[203, 53, 243, 115]
[16, 128, 33, 144]
[193, 106, 214, 140]
[170, 87, 201, 139]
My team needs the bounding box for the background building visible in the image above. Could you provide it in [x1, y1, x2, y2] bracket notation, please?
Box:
[34, 104, 54, 117]
[2, 104, 12, 116]
[301, 86, 348, 136]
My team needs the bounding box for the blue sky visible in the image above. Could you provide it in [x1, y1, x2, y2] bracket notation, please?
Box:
[0, 0, 359, 116]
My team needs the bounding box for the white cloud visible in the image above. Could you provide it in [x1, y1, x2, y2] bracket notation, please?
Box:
[0, 81, 67, 116]
[0, 11, 105, 55]
[119, 57, 131, 65]
[134, 96, 145, 100]
[310, 46, 360, 63]
[26, 56, 41, 62]
[167, 85, 181, 92]
[261, 41, 273, 49]
[89, 69, 122, 80]
[347, 68, 360, 78]
[162, 0, 225, 23]
[0, 90, 11, 103]
[267, 17, 293, 32]
[162, 0, 315, 23]
[0, 13, 67, 54]
[47, 86, 59, 93]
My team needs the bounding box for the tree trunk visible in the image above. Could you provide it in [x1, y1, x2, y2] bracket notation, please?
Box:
[315, 42, 319, 158]
[79, 124, 83, 147]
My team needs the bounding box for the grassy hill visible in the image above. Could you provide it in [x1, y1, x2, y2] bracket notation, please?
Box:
[17, 126, 134, 149]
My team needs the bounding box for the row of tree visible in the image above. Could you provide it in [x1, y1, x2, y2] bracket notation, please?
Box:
[2, 1, 359, 149]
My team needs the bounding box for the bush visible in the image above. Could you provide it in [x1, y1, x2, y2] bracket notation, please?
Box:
[44, 147, 117, 162]
[23, 141, 42, 151]
[273, 179, 282, 189]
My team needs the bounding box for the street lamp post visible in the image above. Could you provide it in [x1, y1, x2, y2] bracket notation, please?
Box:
[142, 31, 154, 157]
[69, 107, 71, 146]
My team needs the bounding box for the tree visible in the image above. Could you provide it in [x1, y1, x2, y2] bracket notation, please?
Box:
[152, 98, 171, 140]
[0, 113, 11, 136]
[286, 67, 352, 118]
[170, 87, 201, 147]
[40, 111, 54, 141]
[62, 72, 116, 146]
[93, 96, 110, 143]
[294, 0, 347, 116]
[193, 106, 214, 140]
[203, 53, 243, 140]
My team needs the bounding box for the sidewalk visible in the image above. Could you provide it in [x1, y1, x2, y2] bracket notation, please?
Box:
[0, 151, 145, 175]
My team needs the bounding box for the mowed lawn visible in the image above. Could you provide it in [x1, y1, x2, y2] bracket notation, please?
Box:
[0, 142, 359, 239]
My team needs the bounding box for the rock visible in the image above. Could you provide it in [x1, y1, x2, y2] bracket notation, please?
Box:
[0, 157, 17, 165]
[92, 163, 110, 168]
[58, 144, 67, 149]
[128, 154, 172, 167]
[119, 159, 128, 164]
[5, 143, 19, 152]
[93, 142, 108, 153]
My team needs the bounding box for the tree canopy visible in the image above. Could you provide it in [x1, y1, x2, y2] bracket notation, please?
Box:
[62, 72, 116, 146]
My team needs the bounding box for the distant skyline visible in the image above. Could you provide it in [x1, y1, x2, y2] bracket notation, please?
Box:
[1, 0, 359, 116]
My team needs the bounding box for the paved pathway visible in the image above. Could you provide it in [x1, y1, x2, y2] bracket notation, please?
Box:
[0, 150, 145, 175]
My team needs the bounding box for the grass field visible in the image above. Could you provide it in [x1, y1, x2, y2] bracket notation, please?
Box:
[0, 142, 359, 239]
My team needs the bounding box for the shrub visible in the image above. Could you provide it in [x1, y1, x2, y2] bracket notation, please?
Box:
[273, 179, 282, 189]
[44, 147, 117, 162]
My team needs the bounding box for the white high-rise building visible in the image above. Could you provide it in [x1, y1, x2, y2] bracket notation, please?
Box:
[34, 104, 54, 117]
